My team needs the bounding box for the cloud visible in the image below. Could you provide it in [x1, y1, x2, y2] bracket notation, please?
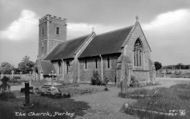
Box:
[143, 9, 190, 31]
[0, 8, 122, 41]
[0, 9, 38, 41]
[142, 9, 190, 64]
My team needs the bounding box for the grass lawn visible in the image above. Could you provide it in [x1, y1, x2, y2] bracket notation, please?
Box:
[0, 87, 90, 119]
[0, 82, 106, 119]
[124, 83, 190, 119]
[58, 84, 104, 96]
[0, 92, 90, 119]
[166, 73, 190, 78]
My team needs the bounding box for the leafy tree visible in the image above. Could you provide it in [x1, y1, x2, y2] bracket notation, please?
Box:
[18, 56, 35, 74]
[13, 67, 20, 74]
[176, 63, 184, 69]
[91, 71, 101, 85]
[154, 61, 162, 71]
[0, 62, 14, 74]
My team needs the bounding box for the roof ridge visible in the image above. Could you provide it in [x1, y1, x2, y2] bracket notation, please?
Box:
[67, 34, 90, 42]
[57, 34, 90, 46]
[96, 25, 134, 36]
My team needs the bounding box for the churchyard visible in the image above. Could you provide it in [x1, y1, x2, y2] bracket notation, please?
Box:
[0, 76, 190, 119]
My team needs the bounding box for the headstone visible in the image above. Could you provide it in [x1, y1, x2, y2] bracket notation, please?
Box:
[22, 82, 33, 106]
[152, 66, 156, 83]
[49, 71, 56, 87]
[40, 72, 43, 80]
[20, 72, 22, 80]
[149, 59, 156, 83]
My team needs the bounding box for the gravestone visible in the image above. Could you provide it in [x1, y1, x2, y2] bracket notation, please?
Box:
[149, 59, 156, 83]
[40, 71, 43, 80]
[22, 82, 33, 106]
[20, 72, 22, 80]
[49, 71, 56, 86]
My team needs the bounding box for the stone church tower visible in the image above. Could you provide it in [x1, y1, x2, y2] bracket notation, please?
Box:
[36, 14, 67, 78]
[38, 14, 67, 59]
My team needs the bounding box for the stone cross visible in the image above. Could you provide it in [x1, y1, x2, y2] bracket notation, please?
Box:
[136, 16, 139, 21]
[49, 71, 56, 86]
[40, 72, 43, 80]
[23, 82, 33, 106]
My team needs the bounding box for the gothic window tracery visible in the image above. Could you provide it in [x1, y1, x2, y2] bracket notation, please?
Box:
[134, 39, 143, 67]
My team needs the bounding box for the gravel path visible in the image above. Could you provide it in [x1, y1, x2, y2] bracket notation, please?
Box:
[73, 87, 138, 119]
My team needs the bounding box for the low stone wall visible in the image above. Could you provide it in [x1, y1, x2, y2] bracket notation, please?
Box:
[0, 74, 38, 81]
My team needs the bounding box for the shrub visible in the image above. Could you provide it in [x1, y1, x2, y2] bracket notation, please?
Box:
[62, 92, 71, 98]
[104, 76, 109, 85]
[0, 76, 10, 93]
[9, 77, 22, 85]
[130, 75, 140, 87]
[91, 71, 102, 85]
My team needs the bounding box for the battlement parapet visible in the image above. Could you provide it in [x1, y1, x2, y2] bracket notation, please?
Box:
[39, 14, 66, 24]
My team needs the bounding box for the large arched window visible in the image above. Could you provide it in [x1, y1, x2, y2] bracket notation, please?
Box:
[134, 39, 143, 66]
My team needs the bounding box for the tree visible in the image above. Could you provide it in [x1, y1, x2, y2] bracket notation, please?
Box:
[18, 56, 35, 74]
[13, 67, 20, 74]
[154, 61, 162, 71]
[0, 62, 14, 74]
[176, 63, 183, 69]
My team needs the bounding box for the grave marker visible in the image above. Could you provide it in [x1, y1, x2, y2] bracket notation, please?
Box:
[49, 71, 56, 87]
[22, 82, 33, 106]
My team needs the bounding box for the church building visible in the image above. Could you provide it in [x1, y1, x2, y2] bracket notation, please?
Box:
[37, 14, 155, 85]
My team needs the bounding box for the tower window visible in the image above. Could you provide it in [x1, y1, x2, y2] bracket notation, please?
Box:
[134, 39, 143, 66]
[107, 56, 110, 68]
[56, 27, 59, 34]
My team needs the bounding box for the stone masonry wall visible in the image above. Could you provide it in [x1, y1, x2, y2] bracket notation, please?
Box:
[79, 55, 120, 83]
[50, 22, 152, 84]
[123, 22, 152, 82]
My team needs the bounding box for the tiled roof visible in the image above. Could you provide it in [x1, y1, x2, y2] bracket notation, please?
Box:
[45, 35, 90, 60]
[40, 60, 55, 75]
[79, 26, 133, 58]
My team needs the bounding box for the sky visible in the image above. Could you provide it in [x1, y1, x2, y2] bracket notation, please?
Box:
[0, 0, 190, 67]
